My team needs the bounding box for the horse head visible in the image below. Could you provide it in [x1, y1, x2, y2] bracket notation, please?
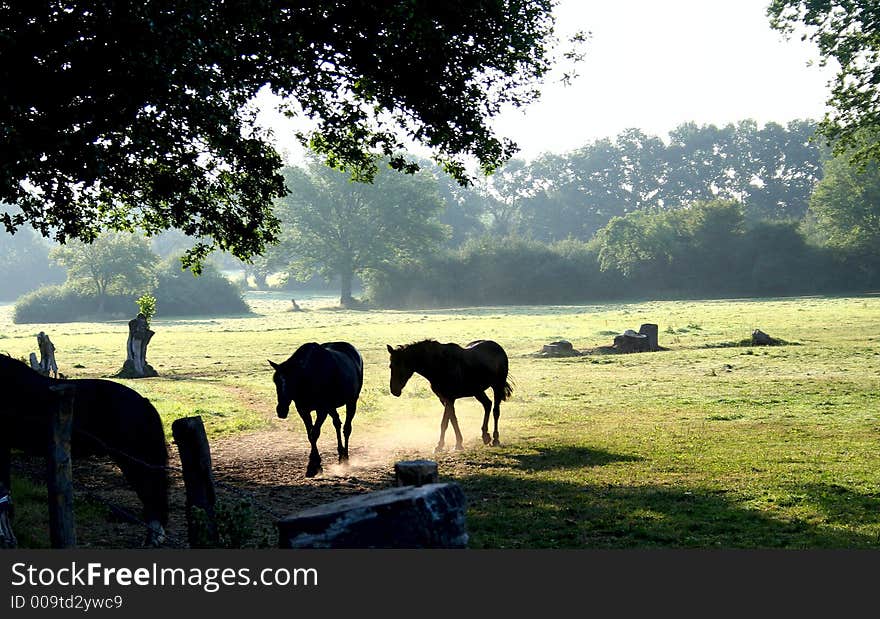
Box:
[386, 344, 415, 397]
[268, 359, 292, 419]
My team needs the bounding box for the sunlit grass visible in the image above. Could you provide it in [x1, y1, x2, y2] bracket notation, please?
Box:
[2, 293, 879, 547]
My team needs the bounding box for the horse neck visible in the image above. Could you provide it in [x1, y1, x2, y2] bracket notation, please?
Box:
[407, 341, 447, 380]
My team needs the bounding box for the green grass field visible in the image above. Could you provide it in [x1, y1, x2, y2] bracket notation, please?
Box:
[2, 292, 879, 548]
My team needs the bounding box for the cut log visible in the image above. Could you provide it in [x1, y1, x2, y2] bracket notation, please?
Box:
[278, 483, 468, 548]
[115, 313, 158, 378]
[395, 460, 439, 487]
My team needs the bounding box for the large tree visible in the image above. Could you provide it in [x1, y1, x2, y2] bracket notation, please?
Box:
[0, 1, 563, 268]
[768, 0, 880, 163]
[50, 232, 158, 311]
[277, 160, 448, 306]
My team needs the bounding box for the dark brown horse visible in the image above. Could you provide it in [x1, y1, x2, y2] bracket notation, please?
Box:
[386, 339, 512, 452]
[269, 342, 363, 477]
[0, 354, 168, 546]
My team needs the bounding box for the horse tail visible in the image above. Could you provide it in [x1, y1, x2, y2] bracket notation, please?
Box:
[501, 376, 514, 401]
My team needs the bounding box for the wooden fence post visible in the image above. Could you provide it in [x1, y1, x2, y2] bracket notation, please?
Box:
[47, 384, 76, 549]
[0, 442, 10, 496]
[0, 480, 15, 549]
[172, 416, 218, 548]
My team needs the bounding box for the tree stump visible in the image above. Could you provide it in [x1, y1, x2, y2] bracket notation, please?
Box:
[639, 323, 659, 351]
[278, 483, 468, 548]
[115, 313, 157, 378]
[751, 329, 777, 346]
[29, 331, 58, 377]
[395, 460, 439, 487]
[613, 329, 650, 353]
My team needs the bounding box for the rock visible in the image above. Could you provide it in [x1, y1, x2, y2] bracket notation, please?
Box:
[278, 483, 468, 548]
[395, 460, 439, 487]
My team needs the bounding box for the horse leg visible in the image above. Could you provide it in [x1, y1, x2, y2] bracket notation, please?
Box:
[306, 410, 329, 477]
[475, 392, 492, 445]
[329, 410, 345, 464]
[435, 401, 451, 453]
[341, 400, 356, 463]
[491, 386, 503, 446]
[448, 402, 464, 451]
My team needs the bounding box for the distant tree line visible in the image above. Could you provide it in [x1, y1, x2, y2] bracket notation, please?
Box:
[8, 119, 878, 315]
[262, 119, 880, 306]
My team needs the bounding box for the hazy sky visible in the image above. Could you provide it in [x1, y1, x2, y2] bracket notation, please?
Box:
[257, 0, 836, 163]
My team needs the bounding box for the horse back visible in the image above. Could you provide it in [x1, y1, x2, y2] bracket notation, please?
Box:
[287, 341, 363, 411]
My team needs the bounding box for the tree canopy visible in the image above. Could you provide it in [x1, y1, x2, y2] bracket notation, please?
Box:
[277, 158, 448, 306]
[768, 0, 880, 163]
[0, 1, 562, 268]
[807, 132, 880, 270]
[49, 232, 158, 307]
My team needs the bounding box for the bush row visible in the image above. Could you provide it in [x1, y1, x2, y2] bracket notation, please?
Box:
[13, 262, 249, 324]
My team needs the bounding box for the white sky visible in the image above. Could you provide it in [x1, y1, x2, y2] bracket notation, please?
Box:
[257, 0, 836, 163]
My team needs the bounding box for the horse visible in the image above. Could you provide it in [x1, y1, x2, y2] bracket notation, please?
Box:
[269, 341, 363, 478]
[0, 354, 168, 546]
[386, 339, 513, 452]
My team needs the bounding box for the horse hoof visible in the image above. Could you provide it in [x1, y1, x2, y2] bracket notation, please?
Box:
[492, 438, 501, 447]
[338, 453, 350, 465]
[434, 445, 445, 454]
[482, 433, 491, 445]
[306, 464, 323, 477]
[454, 444, 464, 452]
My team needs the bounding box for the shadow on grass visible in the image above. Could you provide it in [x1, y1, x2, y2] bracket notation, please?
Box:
[510, 445, 643, 472]
[793, 483, 880, 526]
[460, 472, 880, 549]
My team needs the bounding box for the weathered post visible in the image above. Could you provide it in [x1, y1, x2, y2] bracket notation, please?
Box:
[47, 384, 76, 549]
[0, 441, 10, 497]
[172, 416, 218, 547]
[29, 332, 59, 377]
[394, 460, 439, 487]
[0, 483, 15, 548]
[0, 441, 12, 547]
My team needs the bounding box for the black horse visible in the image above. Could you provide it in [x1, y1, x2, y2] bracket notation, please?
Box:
[0, 354, 168, 545]
[269, 342, 363, 477]
[387, 339, 513, 452]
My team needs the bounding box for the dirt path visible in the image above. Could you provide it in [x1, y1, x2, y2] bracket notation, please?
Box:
[14, 423, 434, 548]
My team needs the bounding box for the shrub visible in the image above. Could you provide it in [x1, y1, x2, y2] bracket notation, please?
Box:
[154, 259, 249, 317]
[13, 286, 132, 323]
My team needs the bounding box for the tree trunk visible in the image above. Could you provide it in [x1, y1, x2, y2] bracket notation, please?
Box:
[339, 268, 354, 307]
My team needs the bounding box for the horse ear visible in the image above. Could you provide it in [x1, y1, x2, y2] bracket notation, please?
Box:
[386, 344, 394, 354]
[268, 359, 279, 370]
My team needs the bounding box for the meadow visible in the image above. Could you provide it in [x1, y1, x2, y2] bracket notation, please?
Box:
[3, 292, 879, 548]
